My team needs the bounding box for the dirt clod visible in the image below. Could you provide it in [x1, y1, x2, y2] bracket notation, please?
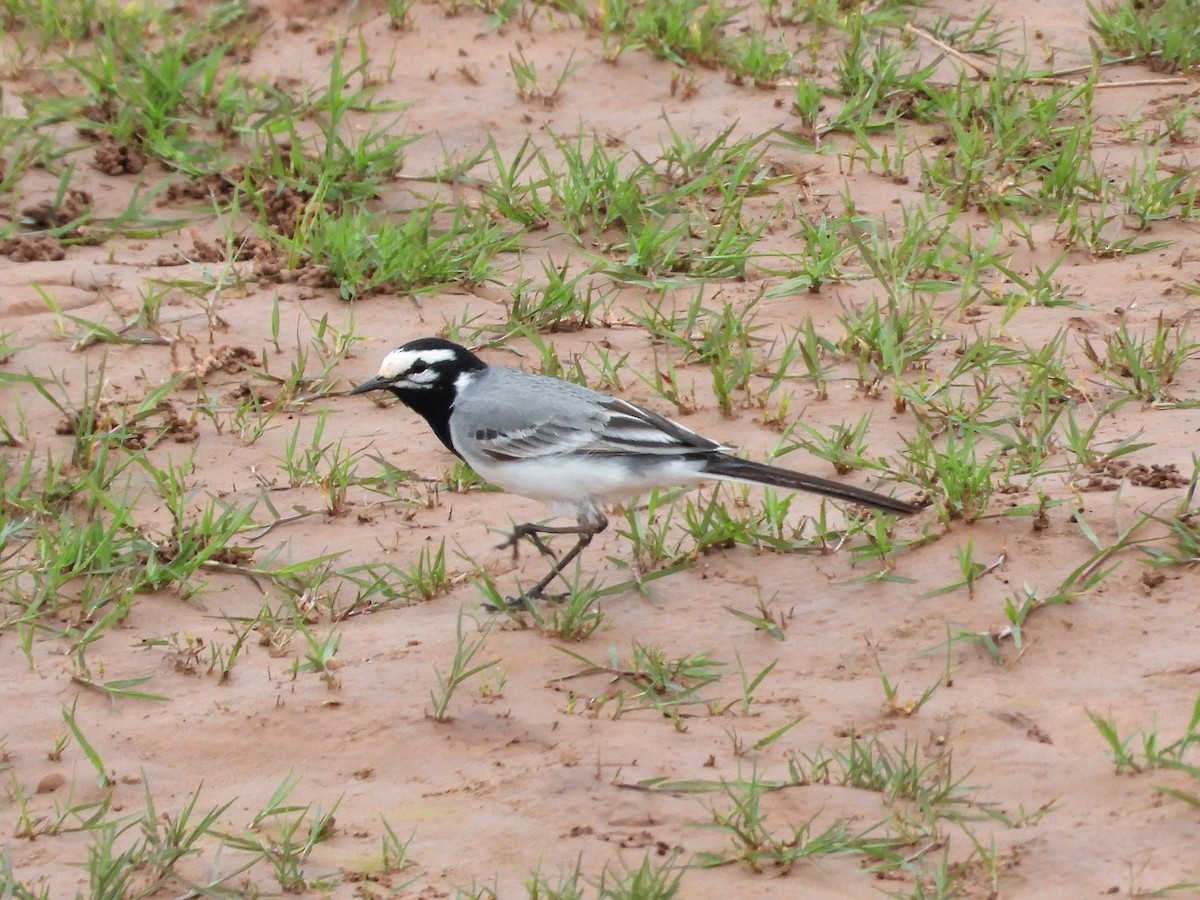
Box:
[164, 169, 242, 205]
[172, 344, 258, 387]
[1142, 570, 1167, 589]
[21, 189, 93, 234]
[92, 138, 148, 175]
[1082, 459, 1190, 491]
[1, 235, 65, 261]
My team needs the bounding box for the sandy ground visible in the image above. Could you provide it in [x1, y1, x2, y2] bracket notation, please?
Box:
[2, 0, 1200, 897]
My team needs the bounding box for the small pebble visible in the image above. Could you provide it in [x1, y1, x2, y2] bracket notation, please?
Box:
[36, 773, 66, 794]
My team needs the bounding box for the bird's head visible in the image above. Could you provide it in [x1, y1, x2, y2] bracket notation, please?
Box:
[348, 338, 486, 400]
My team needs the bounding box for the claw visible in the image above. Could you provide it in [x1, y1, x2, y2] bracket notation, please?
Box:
[482, 595, 530, 613]
[498, 524, 563, 562]
[482, 588, 570, 614]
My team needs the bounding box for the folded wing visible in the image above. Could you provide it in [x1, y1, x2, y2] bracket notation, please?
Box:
[472, 397, 726, 461]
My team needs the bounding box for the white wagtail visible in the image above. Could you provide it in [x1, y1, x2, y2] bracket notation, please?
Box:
[349, 337, 920, 599]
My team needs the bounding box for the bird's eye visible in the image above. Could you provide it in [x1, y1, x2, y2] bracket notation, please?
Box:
[409, 360, 429, 375]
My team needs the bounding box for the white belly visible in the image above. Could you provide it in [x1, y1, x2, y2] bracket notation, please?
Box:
[462, 449, 708, 509]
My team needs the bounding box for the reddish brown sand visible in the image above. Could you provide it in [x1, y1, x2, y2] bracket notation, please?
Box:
[2, 1, 1199, 897]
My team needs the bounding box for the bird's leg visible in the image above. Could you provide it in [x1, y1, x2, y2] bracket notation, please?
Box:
[526, 530, 594, 598]
[496, 513, 609, 607]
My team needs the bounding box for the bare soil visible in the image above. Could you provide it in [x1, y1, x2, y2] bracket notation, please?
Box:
[3, 1, 1200, 897]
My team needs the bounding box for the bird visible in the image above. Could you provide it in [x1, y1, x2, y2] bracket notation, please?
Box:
[348, 337, 920, 600]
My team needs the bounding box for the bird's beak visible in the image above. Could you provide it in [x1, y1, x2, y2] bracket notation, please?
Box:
[347, 376, 389, 396]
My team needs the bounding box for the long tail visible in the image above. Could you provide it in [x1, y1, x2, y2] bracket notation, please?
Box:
[703, 454, 920, 515]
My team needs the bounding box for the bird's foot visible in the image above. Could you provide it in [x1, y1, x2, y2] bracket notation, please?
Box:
[497, 524, 558, 562]
[482, 595, 526, 613]
[483, 588, 569, 613]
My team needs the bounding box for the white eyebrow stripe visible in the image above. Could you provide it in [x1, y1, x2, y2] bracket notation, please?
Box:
[377, 347, 457, 380]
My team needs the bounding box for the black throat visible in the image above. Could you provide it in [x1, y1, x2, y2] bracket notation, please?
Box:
[386, 348, 487, 459]
[389, 381, 462, 458]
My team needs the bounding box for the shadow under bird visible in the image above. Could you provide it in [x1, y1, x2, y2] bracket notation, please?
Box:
[349, 337, 920, 599]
